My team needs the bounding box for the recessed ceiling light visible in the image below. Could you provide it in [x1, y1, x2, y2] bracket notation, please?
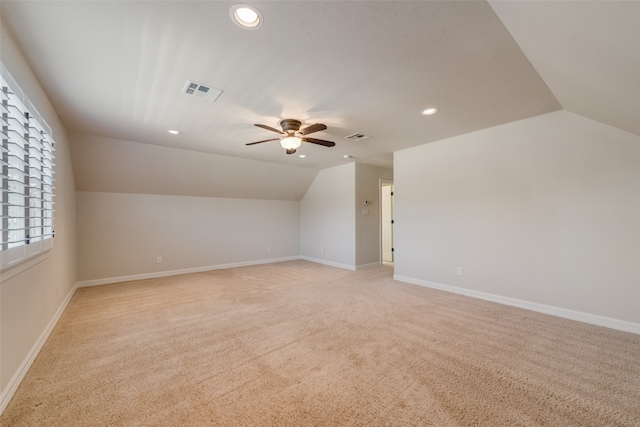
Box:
[167, 129, 182, 135]
[299, 154, 306, 158]
[230, 4, 262, 29]
[422, 107, 439, 116]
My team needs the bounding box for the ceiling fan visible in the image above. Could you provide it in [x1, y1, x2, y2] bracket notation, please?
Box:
[246, 119, 335, 154]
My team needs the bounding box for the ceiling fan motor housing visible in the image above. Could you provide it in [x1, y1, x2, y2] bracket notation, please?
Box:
[280, 119, 302, 133]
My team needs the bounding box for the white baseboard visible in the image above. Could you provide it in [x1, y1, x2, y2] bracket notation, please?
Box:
[76, 256, 301, 287]
[394, 275, 640, 335]
[0, 282, 79, 415]
[299, 256, 356, 271]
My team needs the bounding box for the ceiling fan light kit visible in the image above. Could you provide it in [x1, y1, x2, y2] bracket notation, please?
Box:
[246, 119, 336, 155]
[280, 136, 302, 150]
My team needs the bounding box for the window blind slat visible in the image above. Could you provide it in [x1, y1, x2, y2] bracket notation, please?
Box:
[1, 67, 55, 265]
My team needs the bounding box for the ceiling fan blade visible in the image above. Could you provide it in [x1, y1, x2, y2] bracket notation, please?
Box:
[303, 137, 336, 147]
[255, 124, 284, 134]
[299, 123, 327, 135]
[245, 138, 281, 146]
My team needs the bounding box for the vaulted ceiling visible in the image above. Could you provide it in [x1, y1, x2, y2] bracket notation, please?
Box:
[1, 1, 638, 199]
[489, 1, 639, 138]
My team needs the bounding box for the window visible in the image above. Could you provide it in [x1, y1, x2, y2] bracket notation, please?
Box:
[1, 64, 55, 270]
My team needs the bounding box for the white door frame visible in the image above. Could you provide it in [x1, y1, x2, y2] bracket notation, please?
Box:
[379, 179, 394, 263]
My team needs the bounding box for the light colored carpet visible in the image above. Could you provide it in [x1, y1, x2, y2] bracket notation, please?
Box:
[2, 260, 639, 426]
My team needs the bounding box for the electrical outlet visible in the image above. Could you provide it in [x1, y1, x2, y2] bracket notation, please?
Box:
[156, 256, 162, 264]
[267, 246, 271, 252]
[320, 247, 325, 253]
[456, 267, 463, 276]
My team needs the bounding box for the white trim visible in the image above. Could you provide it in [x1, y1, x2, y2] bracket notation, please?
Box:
[76, 256, 301, 287]
[299, 256, 356, 271]
[356, 262, 381, 271]
[394, 275, 640, 335]
[0, 282, 78, 415]
[379, 178, 394, 264]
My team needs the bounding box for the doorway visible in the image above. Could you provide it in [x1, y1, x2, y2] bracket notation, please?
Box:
[380, 180, 394, 265]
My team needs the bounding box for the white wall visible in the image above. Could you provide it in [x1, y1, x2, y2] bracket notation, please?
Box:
[0, 22, 77, 405]
[394, 110, 640, 330]
[300, 163, 356, 269]
[355, 163, 393, 268]
[76, 192, 300, 282]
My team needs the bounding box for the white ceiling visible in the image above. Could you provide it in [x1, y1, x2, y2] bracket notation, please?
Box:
[0, 1, 637, 199]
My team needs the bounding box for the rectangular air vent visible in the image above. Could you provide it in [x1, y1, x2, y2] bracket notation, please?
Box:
[345, 132, 370, 141]
[182, 80, 223, 102]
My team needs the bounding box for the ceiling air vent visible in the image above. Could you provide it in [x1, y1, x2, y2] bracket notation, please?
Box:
[182, 80, 223, 102]
[345, 132, 370, 141]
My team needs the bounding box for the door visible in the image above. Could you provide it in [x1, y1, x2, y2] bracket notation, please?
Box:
[381, 182, 394, 262]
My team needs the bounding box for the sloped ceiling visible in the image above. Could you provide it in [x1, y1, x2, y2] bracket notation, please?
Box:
[1, 1, 636, 200]
[71, 133, 317, 201]
[489, 1, 640, 137]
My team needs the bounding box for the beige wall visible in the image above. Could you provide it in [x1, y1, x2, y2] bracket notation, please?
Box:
[300, 163, 356, 269]
[394, 110, 640, 327]
[76, 192, 300, 282]
[355, 164, 393, 268]
[0, 22, 77, 399]
[300, 163, 393, 270]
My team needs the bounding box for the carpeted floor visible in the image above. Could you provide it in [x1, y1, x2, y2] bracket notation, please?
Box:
[2, 260, 639, 426]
